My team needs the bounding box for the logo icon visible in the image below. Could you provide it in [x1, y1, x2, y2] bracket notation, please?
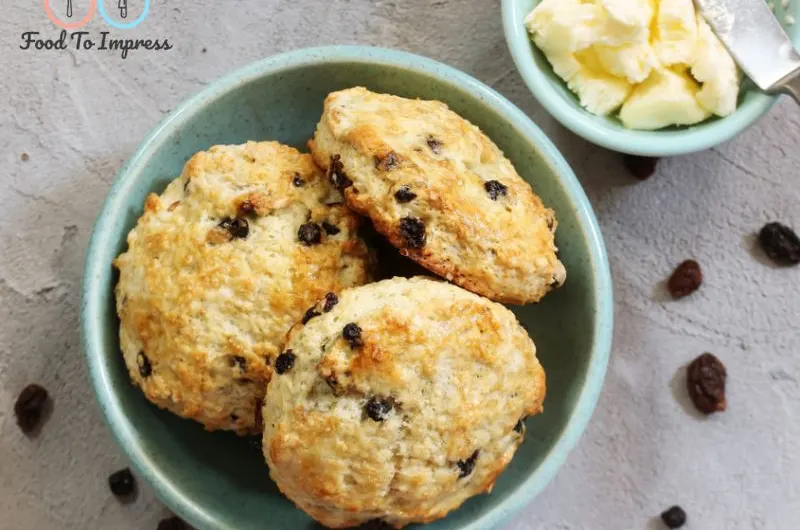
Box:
[44, 0, 151, 29]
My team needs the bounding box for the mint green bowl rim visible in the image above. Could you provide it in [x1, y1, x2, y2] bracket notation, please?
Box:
[80, 45, 614, 530]
[502, 0, 800, 157]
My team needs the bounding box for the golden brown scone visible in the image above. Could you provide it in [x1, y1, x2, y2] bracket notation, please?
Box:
[263, 277, 545, 528]
[309, 87, 566, 305]
[113, 141, 372, 435]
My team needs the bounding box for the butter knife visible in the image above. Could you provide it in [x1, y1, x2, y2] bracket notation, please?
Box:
[694, 0, 800, 103]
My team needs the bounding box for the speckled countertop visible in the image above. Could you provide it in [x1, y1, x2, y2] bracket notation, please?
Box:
[1, 1, 799, 529]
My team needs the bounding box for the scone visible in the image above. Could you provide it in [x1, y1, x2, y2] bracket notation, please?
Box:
[263, 277, 545, 528]
[309, 87, 566, 305]
[114, 141, 372, 435]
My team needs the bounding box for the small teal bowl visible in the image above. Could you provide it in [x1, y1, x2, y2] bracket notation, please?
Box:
[81, 46, 613, 530]
[503, 0, 800, 156]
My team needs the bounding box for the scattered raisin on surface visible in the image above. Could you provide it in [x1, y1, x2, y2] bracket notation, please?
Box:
[14, 384, 49, 434]
[218, 217, 249, 240]
[238, 200, 255, 215]
[758, 222, 800, 265]
[394, 186, 417, 203]
[457, 450, 480, 478]
[137, 352, 152, 378]
[624, 155, 659, 180]
[660, 506, 687, 528]
[667, 259, 703, 299]
[687, 353, 727, 414]
[230, 356, 247, 370]
[302, 307, 321, 324]
[322, 221, 340, 235]
[484, 180, 508, 200]
[365, 397, 393, 421]
[426, 135, 442, 154]
[323, 292, 338, 312]
[375, 151, 400, 171]
[298, 222, 323, 246]
[108, 468, 136, 497]
[342, 323, 363, 348]
[514, 418, 525, 433]
[329, 154, 353, 189]
[157, 516, 189, 530]
[230, 413, 239, 422]
[21, 152, 30, 162]
[292, 174, 305, 187]
[275, 350, 296, 375]
[399, 217, 426, 249]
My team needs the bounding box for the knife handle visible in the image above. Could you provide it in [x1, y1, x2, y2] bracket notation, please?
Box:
[776, 71, 800, 105]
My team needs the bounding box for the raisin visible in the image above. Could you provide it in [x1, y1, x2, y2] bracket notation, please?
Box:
[322, 221, 340, 235]
[399, 217, 426, 249]
[137, 352, 152, 378]
[298, 223, 323, 246]
[687, 353, 727, 414]
[375, 151, 400, 171]
[302, 307, 320, 324]
[238, 200, 255, 215]
[484, 180, 508, 200]
[329, 155, 353, 189]
[365, 397, 392, 421]
[342, 323, 363, 348]
[660, 506, 687, 528]
[514, 418, 525, 433]
[667, 260, 702, 299]
[230, 413, 239, 422]
[218, 217, 249, 239]
[14, 384, 49, 434]
[457, 450, 480, 478]
[323, 292, 338, 312]
[325, 375, 340, 392]
[624, 155, 659, 180]
[394, 186, 417, 203]
[426, 135, 442, 154]
[108, 468, 136, 497]
[758, 222, 800, 265]
[275, 350, 296, 375]
[230, 356, 247, 370]
[157, 516, 189, 530]
[292, 174, 305, 187]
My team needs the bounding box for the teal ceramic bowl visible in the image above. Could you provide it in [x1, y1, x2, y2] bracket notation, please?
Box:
[502, 0, 800, 156]
[81, 46, 613, 530]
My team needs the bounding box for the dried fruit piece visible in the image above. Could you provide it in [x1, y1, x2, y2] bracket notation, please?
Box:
[758, 222, 800, 265]
[375, 151, 400, 171]
[457, 450, 480, 478]
[292, 174, 305, 187]
[399, 217, 426, 249]
[484, 180, 508, 200]
[238, 200, 255, 215]
[108, 468, 136, 497]
[668, 260, 702, 299]
[302, 307, 320, 324]
[298, 223, 322, 246]
[218, 217, 249, 240]
[323, 292, 338, 312]
[14, 384, 49, 434]
[394, 186, 417, 203]
[157, 516, 189, 530]
[342, 323, 363, 348]
[426, 135, 442, 154]
[624, 155, 659, 180]
[660, 505, 687, 528]
[328, 154, 353, 190]
[230, 356, 247, 371]
[365, 397, 392, 421]
[322, 221, 340, 235]
[687, 353, 727, 414]
[275, 351, 296, 375]
[137, 352, 152, 378]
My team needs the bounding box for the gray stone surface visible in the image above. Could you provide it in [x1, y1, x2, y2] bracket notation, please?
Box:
[1, 1, 799, 528]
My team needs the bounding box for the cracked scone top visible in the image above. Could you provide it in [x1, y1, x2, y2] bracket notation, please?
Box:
[113, 141, 372, 435]
[263, 277, 545, 528]
[309, 87, 566, 305]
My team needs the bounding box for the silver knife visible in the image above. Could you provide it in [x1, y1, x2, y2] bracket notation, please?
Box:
[694, 0, 800, 103]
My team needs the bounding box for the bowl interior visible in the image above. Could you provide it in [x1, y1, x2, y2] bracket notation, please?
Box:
[82, 49, 611, 530]
[503, 0, 800, 156]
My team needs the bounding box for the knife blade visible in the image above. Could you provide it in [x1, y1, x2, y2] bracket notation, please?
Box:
[693, 0, 800, 93]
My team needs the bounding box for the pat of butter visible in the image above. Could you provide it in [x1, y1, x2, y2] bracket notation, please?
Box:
[525, 0, 741, 129]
